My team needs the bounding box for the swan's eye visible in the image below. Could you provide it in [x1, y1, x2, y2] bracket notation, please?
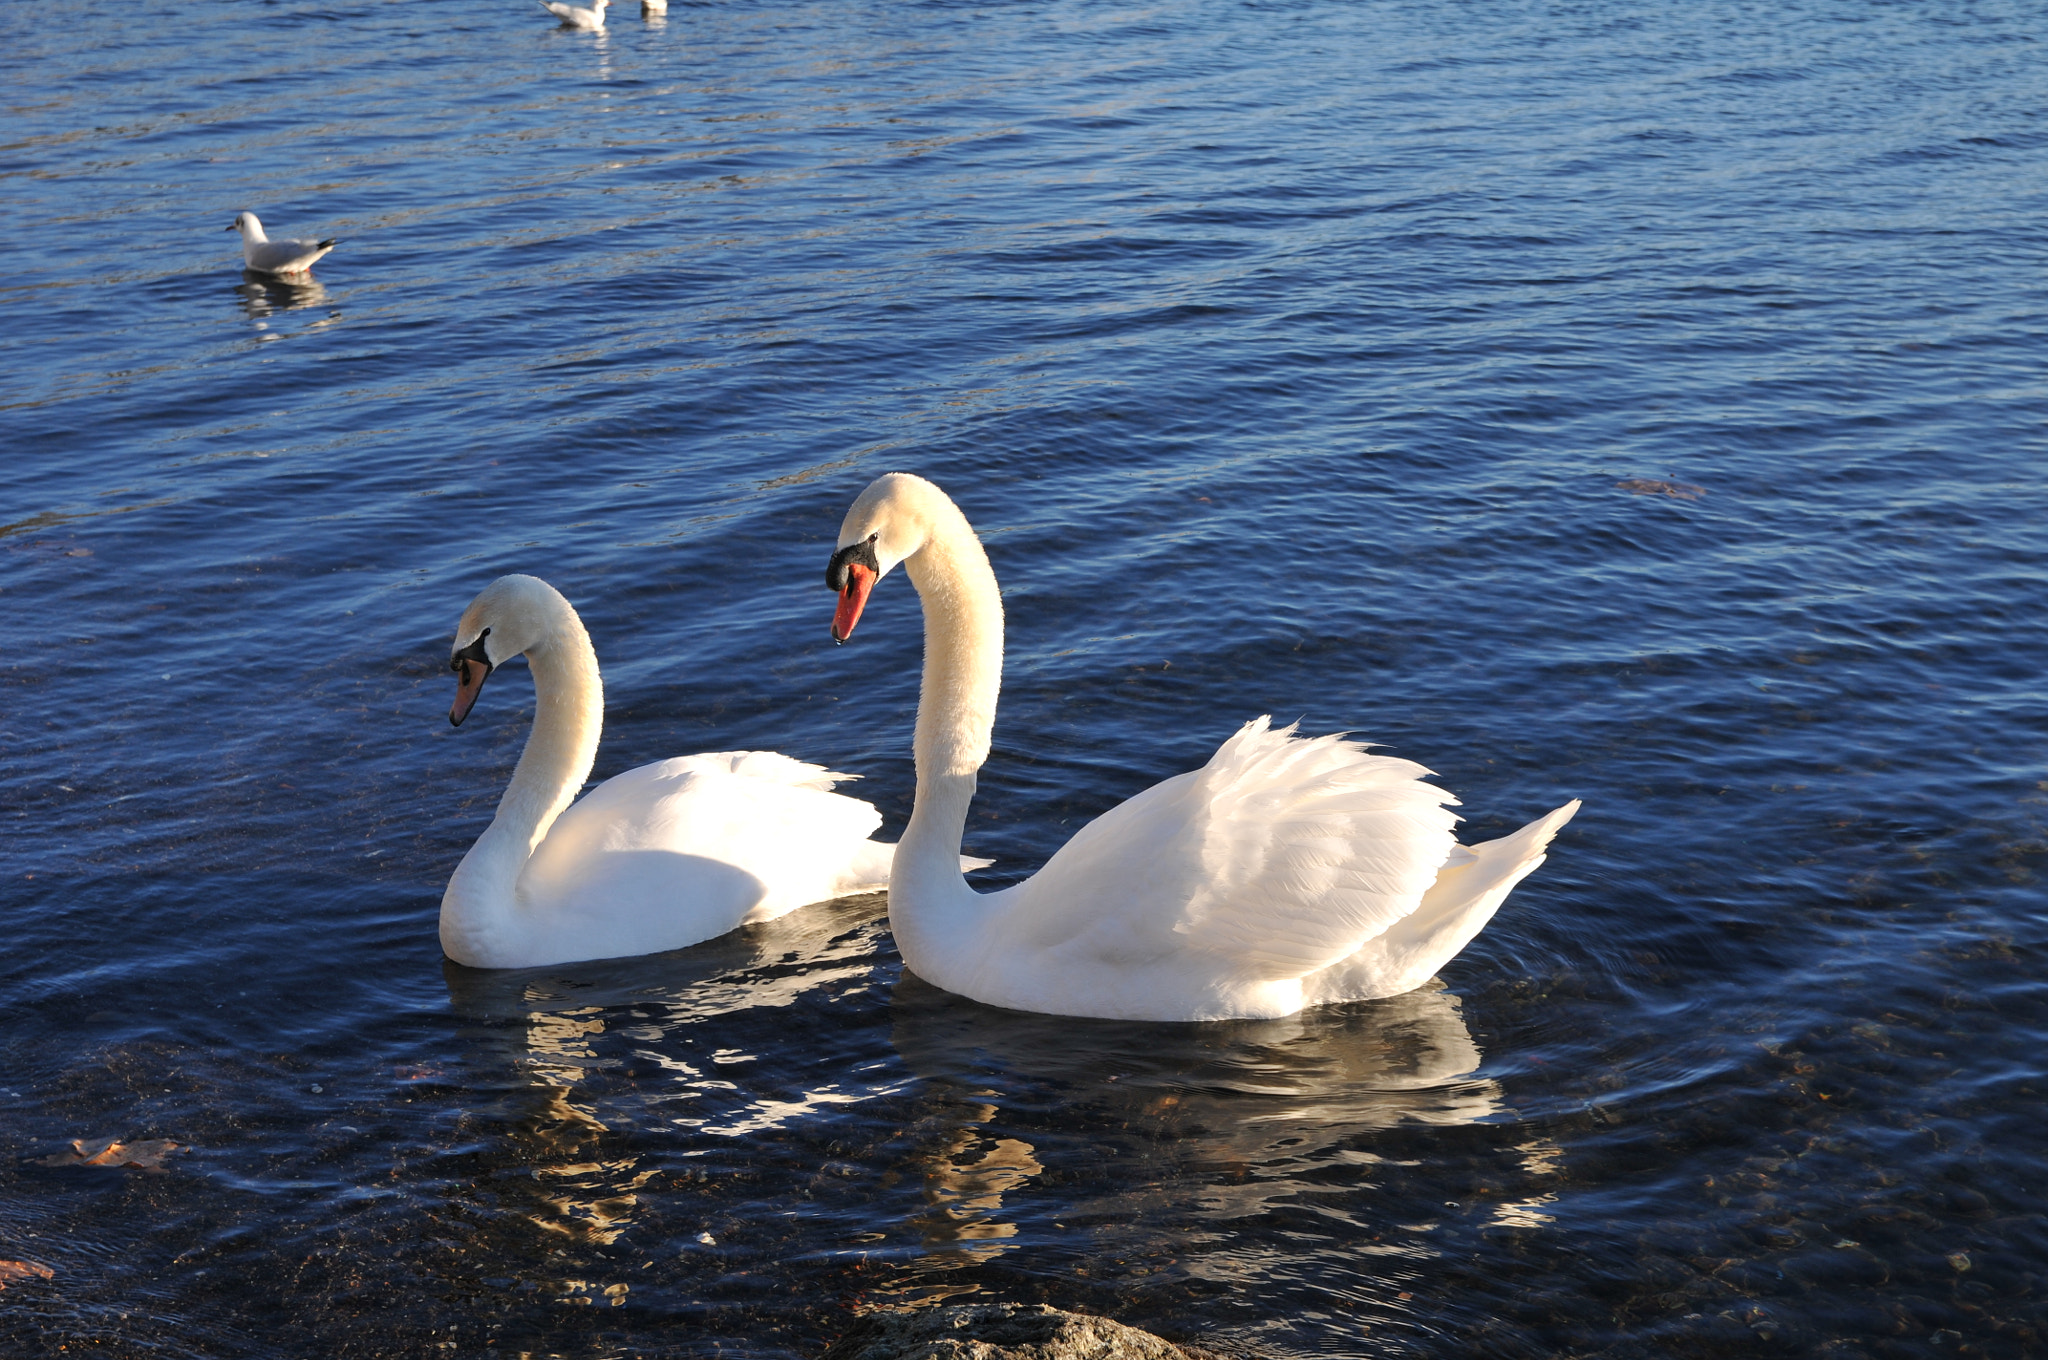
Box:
[826, 534, 880, 592]
[451, 626, 492, 671]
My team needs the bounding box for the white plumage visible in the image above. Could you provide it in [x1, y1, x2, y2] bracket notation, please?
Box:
[510, 751, 896, 952]
[439, 574, 979, 970]
[226, 211, 336, 275]
[539, 0, 607, 28]
[827, 473, 1581, 1021]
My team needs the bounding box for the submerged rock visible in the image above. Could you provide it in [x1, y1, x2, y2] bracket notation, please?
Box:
[819, 1304, 1226, 1360]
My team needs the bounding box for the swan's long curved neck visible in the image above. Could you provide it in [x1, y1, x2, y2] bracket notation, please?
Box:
[894, 504, 1004, 920]
[440, 612, 602, 960]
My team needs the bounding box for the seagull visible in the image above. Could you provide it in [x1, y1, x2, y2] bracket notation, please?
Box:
[540, 0, 607, 28]
[226, 212, 337, 275]
[642, 0, 667, 13]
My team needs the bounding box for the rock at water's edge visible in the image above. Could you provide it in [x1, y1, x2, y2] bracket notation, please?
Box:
[819, 1303, 1231, 1360]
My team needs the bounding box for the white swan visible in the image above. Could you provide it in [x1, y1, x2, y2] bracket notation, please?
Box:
[441, 573, 956, 969]
[825, 473, 1581, 1022]
[226, 212, 336, 275]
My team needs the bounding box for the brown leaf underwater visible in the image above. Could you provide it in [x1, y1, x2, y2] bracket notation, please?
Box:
[0, 1260, 55, 1288]
[35, 1137, 183, 1171]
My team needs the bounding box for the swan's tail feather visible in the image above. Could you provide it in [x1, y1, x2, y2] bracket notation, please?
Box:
[1412, 798, 1579, 940]
[832, 842, 996, 896]
[1305, 798, 1581, 1005]
[835, 839, 895, 894]
[1479, 798, 1580, 862]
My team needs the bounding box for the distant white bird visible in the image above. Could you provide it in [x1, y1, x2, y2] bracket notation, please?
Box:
[226, 212, 336, 275]
[539, 0, 607, 28]
[642, 0, 667, 13]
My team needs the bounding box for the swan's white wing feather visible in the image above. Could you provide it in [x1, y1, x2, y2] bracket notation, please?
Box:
[1178, 718, 1462, 975]
[516, 755, 885, 950]
[536, 756, 880, 862]
[659, 749, 860, 793]
[1011, 718, 1459, 985]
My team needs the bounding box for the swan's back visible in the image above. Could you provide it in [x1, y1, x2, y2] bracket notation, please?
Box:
[949, 719, 1467, 1019]
[672, 749, 861, 793]
[513, 751, 885, 958]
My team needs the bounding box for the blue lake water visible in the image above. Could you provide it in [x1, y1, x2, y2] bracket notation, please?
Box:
[5, 0, 2048, 1355]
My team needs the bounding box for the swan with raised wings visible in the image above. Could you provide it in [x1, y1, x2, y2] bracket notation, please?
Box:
[824, 474, 1580, 1022]
[440, 573, 967, 969]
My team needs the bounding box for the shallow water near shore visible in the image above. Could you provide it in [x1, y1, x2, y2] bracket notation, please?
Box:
[5, 0, 2048, 1356]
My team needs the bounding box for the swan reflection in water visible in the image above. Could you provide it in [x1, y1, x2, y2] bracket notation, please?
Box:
[441, 898, 1558, 1302]
[441, 983, 641, 1252]
[234, 270, 339, 329]
[440, 897, 898, 1261]
[882, 972, 1561, 1292]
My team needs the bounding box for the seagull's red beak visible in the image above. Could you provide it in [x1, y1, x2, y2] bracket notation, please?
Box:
[832, 563, 876, 643]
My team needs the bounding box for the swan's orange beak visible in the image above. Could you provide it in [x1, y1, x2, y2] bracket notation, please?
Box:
[832, 563, 876, 643]
[827, 534, 882, 643]
[449, 656, 492, 727]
